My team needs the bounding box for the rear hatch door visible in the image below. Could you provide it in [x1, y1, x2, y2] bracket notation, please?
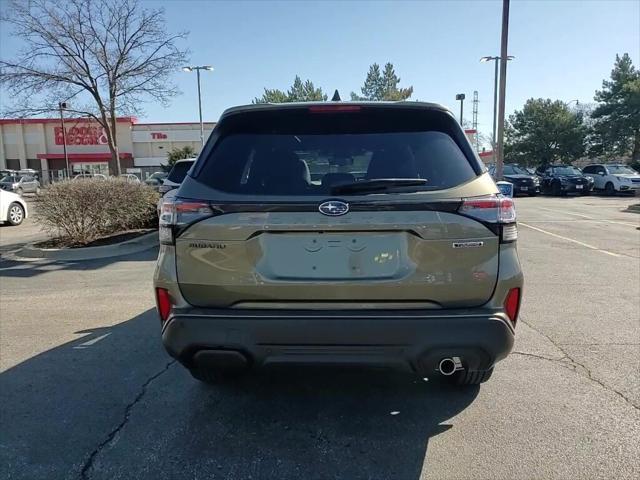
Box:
[174, 104, 501, 309]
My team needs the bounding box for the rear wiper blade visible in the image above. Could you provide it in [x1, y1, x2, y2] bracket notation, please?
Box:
[330, 178, 428, 195]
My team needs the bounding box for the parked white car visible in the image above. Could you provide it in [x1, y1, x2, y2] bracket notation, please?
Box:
[118, 173, 141, 184]
[582, 164, 640, 195]
[0, 189, 28, 226]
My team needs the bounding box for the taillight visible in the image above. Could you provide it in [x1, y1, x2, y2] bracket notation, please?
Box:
[504, 287, 521, 326]
[458, 194, 517, 242]
[159, 198, 213, 245]
[155, 287, 172, 323]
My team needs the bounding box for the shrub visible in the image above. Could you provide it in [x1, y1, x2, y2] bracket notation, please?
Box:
[35, 179, 160, 246]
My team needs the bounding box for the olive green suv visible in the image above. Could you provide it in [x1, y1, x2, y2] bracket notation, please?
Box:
[154, 102, 523, 385]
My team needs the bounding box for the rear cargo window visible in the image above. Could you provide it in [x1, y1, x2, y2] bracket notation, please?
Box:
[167, 160, 194, 183]
[196, 112, 477, 196]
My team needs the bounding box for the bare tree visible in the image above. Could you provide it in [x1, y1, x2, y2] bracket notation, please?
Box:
[0, 0, 189, 174]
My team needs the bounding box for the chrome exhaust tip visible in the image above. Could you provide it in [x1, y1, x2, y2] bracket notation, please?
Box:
[438, 357, 463, 376]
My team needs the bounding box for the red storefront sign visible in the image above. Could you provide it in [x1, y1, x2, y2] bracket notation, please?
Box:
[151, 132, 168, 139]
[54, 126, 108, 145]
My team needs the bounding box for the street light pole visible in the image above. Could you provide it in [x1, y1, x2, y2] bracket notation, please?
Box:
[58, 102, 70, 178]
[183, 65, 213, 149]
[492, 58, 499, 148]
[480, 55, 515, 154]
[495, 0, 511, 181]
[196, 68, 204, 147]
[455, 93, 466, 125]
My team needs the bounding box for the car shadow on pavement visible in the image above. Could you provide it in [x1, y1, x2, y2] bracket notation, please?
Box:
[0, 246, 159, 279]
[0, 308, 480, 480]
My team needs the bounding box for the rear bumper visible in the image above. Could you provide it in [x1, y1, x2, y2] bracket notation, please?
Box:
[162, 308, 515, 375]
[561, 183, 591, 193]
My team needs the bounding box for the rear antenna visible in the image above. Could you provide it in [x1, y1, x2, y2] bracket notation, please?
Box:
[331, 89, 341, 102]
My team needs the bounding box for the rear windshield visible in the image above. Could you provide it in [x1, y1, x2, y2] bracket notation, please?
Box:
[196, 125, 476, 196]
[167, 161, 194, 183]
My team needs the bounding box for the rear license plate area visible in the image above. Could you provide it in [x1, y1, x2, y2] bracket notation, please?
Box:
[257, 233, 406, 280]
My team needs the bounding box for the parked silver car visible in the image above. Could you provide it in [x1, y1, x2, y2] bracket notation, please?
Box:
[0, 174, 40, 195]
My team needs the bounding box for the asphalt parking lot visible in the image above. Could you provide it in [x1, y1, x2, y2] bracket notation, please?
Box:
[1, 195, 639, 480]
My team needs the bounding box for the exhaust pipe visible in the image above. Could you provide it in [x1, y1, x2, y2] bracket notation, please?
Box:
[438, 356, 463, 376]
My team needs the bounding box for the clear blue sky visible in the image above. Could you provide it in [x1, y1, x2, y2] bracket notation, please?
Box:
[1, 0, 639, 138]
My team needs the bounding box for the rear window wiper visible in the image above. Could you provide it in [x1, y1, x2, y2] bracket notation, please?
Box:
[330, 178, 429, 195]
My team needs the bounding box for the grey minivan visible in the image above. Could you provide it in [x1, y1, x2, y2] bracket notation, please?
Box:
[154, 102, 523, 386]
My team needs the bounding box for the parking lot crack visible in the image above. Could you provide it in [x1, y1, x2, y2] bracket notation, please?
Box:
[519, 317, 639, 411]
[79, 360, 176, 479]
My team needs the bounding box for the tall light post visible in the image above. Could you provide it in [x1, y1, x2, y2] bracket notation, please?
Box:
[182, 65, 213, 148]
[480, 55, 514, 151]
[58, 101, 70, 178]
[495, 0, 511, 181]
[455, 93, 466, 125]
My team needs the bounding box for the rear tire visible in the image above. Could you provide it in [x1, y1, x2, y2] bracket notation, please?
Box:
[454, 367, 494, 386]
[7, 202, 25, 226]
[604, 182, 616, 196]
[551, 182, 562, 196]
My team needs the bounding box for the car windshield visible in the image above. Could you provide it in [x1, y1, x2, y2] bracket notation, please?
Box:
[166, 161, 194, 183]
[553, 166, 582, 175]
[197, 131, 476, 196]
[503, 165, 529, 175]
[607, 165, 637, 174]
[0, 175, 19, 183]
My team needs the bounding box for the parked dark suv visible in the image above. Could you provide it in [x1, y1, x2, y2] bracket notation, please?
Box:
[154, 102, 523, 386]
[536, 165, 593, 196]
[489, 164, 540, 196]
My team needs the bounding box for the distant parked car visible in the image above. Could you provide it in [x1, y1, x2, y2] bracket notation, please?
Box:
[157, 158, 196, 215]
[489, 164, 540, 196]
[159, 159, 196, 195]
[118, 173, 141, 184]
[145, 171, 168, 190]
[72, 173, 108, 181]
[536, 165, 593, 196]
[0, 189, 28, 226]
[0, 174, 40, 196]
[582, 164, 640, 195]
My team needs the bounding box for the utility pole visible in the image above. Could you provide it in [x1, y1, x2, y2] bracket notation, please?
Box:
[495, 0, 510, 181]
[456, 93, 465, 125]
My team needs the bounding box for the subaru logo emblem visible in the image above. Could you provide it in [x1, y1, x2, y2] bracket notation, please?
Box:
[319, 200, 349, 216]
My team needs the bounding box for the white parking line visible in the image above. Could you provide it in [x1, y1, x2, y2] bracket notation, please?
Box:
[519, 222, 622, 257]
[538, 207, 638, 227]
[73, 332, 111, 349]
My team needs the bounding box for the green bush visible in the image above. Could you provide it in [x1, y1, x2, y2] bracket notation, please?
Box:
[35, 179, 160, 246]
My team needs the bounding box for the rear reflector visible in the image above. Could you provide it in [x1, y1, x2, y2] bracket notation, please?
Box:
[504, 287, 521, 326]
[502, 223, 518, 242]
[156, 288, 172, 323]
[308, 105, 362, 113]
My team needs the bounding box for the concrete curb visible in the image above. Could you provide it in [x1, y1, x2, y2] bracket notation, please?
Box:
[17, 230, 158, 261]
